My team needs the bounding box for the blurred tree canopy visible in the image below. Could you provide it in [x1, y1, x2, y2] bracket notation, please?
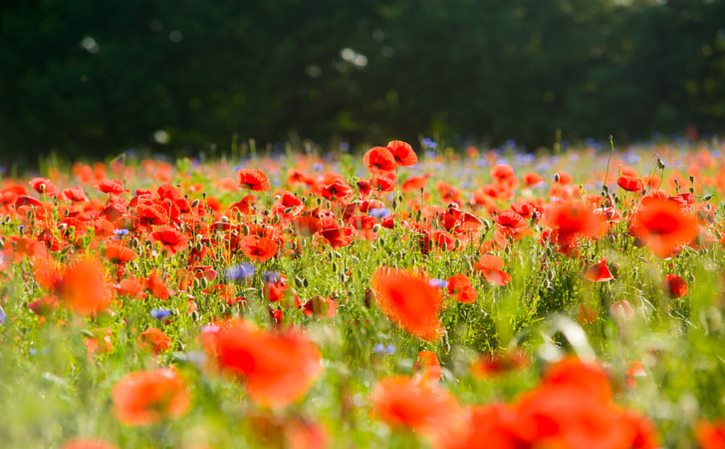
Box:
[1, 0, 724, 162]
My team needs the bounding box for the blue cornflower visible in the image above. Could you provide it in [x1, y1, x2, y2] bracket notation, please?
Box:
[114, 229, 130, 238]
[150, 308, 172, 320]
[226, 263, 256, 281]
[0, 306, 5, 325]
[369, 207, 391, 219]
[373, 343, 385, 354]
[385, 344, 396, 355]
[429, 279, 448, 289]
[422, 137, 438, 149]
[262, 271, 279, 283]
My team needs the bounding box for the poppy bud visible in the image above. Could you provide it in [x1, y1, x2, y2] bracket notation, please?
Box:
[191, 199, 200, 208]
[657, 158, 665, 169]
[554, 173, 560, 183]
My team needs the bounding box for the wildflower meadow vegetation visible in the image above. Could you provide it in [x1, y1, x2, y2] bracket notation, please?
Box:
[0, 140, 724, 449]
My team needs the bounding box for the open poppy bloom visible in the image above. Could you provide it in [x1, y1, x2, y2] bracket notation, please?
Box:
[239, 236, 278, 263]
[371, 376, 460, 435]
[542, 201, 607, 254]
[202, 319, 322, 407]
[664, 273, 688, 298]
[238, 168, 271, 191]
[138, 327, 172, 354]
[152, 225, 189, 254]
[363, 146, 397, 173]
[630, 197, 698, 258]
[414, 350, 443, 382]
[474, 254, 511, 286]
[386, 140, 418, 166]
[617, 175, 644, 192]
[61, 256, 114, 315]
[447, 273, 477, 303]
[112, 368, 190, 425]
[371, 268, 443, 341]
[584, 259, 614, 282]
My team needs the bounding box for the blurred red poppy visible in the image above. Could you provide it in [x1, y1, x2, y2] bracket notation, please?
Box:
[112, 368, 190, 425]
[371, 268, 443, 341]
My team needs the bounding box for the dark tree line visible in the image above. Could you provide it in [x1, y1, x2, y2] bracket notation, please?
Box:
[1, 0, 724, 162]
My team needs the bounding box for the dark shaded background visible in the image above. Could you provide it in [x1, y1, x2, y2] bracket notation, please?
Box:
[1, 0, 724, 164]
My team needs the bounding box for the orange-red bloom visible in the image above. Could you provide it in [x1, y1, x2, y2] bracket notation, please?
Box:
[202, 319, 322, 407]
[584, 259, 614, 282]
[238, 169, 271, 191]
[62, 439, 118, 449]
[696, 420, 725, 449]
[447, 273, 477, 303]
[61, 256, 114, 315]
[239, 236, 278, 263]
[664, 274, 688, 298]
[386, 140, 418, 166]
[112, 368, 190, 425]
[474, 254, 511, 286]
[363, 146, 397, 173]
[371, 268, 443, 341]
[630, 197, 698, 258]
[371, 376, 459, 434]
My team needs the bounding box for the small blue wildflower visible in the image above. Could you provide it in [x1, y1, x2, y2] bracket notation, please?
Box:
[385, 344, 396, 355]
[313, 163, 324, 171]
[29, 348, 37, 356]
[262, 271, 279, 283]
[226, 263, 256, 281]
[373, 343, 385, 354]
[114, 229, 129, 237]
[150, 308, 172, 320]
[0, 306, 5, 325]
[369, 207, 391, 219]
[422, 137, 438, 149]
[429, 279, 448, 289]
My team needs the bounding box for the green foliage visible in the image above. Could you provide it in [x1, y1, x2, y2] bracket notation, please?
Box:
[1, 0, 725, 163]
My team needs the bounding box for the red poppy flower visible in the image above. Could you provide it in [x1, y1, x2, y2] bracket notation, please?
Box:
[61, 256, 114, 316]
[139, 327, 172, 354]
[523, 172, 544, 187]
[152, 225, 189, 254]
[414, 350, 442, 382]
[147, 271, 171, 300]
[320, 225, 354, 248]
[240, 236, 278, 263]
[62, 187, 88, 202]
[371, 268, 443, 341]
[696, 420, 725, 449]
[293, 215, 322, 236]
[617, 175, 644, 192]
[363, 146, 397, 173]
[630, 197, 698, 258]
[542, 201, 607, 253]
[474, 254, 511, 286]
[472, 350, 530, 377]
[202, 319, 322, 407]
[29, 177, 58, 196]
[584, 259, 614, 282]
[112, 368, 190, 425]
[301, 295, 337, 318]
[386, 140, 418, 166]
[94, 179, 127, 195]
[664, 274, 688, 298]
[401, 174, 429, 192]
[105, 242, 137, 264]
[371, 376, 459, 434]
[62, 439, 118, 449]
[447, 273, 477, 304]
[238, 169, 271, 191]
